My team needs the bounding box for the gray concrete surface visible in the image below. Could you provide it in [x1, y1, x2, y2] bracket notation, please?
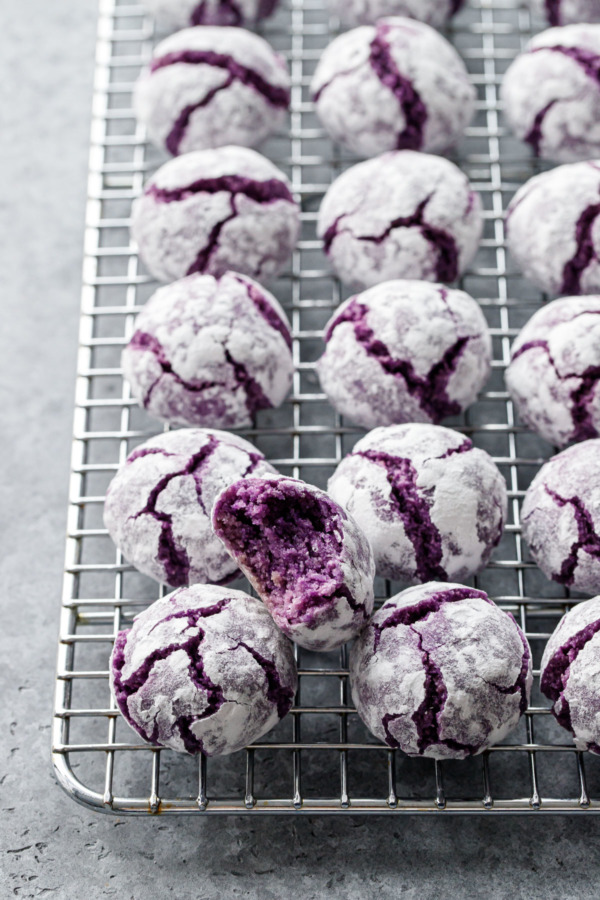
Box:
[1, 2, 599, 898]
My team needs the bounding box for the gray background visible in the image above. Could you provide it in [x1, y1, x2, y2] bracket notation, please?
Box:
[0, 1, 598, 898]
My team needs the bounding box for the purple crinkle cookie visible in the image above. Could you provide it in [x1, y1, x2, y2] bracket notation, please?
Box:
[317, 279, 491, 430]
[506, 295, 600, 448]
[122, 271, 293, 429]
[212, 475, 375, 652]
[142, 0, 280, 31]
[522, 439, 600, 594]
[506, 160, 600, 296]
[103, 428, 277, 588]
[327, 423, 508, 584]
[350, 583, 532, 759]
[135, 27, 290, 156]
[540, 596, 600, 753]
[110, 584, 297, 756]
[131, 146, 300, 284]
[317, 150, 483, 290]
[311, 18, 474, 158]
[327, 0, 464, 28]
[502, 25, 600, 164]
[526, 0, 600, 27]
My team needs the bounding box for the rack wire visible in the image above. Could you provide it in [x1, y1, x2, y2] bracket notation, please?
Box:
[52, 0, 600, 815]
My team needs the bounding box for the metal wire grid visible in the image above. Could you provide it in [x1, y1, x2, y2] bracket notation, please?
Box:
[51, 0, 600, 815]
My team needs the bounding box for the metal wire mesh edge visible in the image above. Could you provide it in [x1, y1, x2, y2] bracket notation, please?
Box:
[51, 0, 600, 815]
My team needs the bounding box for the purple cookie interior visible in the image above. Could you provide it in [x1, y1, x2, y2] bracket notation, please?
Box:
[541, 617, 600, 741]
[213, 478, 359, 627]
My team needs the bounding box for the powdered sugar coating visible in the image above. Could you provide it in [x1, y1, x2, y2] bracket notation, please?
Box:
[122, 272, 293, 429]
[522, 439, 600, 594]
[311, 19, 474, 158]
[141, 0, 280, 30]
[327, 0, 464, 28]
[506, 295, 600, 448]
[135, 28, 290, 156]
[526, 0, 600, 26]
[540, 596, 600, 753]
[131, 146, 300, 283]
[103, 428, 277, 587]
[212, 475, 375, 652]
[506, 161, 600, 296]
[502, 26, 600, 164]
[350, 583, 532, 759]
[318, 280, 491, 430]
[110, 584, 297, 756]
[328, 423, 507, 583]
[317, 151, 483, 290]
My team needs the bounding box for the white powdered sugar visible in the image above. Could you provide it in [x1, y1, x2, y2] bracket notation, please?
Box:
[350, 583, 532, 759]
[317, 150, 483, 290]
[502, 25, 600, 163]
[131, 146, 300, 283]
[122, 271, 293, 429]
[110, 585, 297, 756]
[506, 160, 600, 296]
[505, 295, 600, 448]
[135, 27, 290, 156]
[526, 0, 600, 26]
[311, 18, 474, 158]
[327, 0, 463, 28]
[327, 423, 507, 584]
[141, 0, 280, 30]
[317, 279, 491, 430]
[103, 428, 277, 587]
[522, 439, 600, 594]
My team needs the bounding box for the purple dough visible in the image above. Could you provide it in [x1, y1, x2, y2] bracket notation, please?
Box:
[110, 584, 297, 756]
[506, 160, 600, 296]
[505, 295, 600, 448]
[122, 271, 293, 429]
[522, 439, 600, 594]
[540, 596, 600, 753]
[103, 428, 277, 588]
[311, 18, 474, 158]
[317, 150, 483, 290]
[327, 0, 464, 27]
[135, 27, 290, 156]
[131, 146, 300, 284]
[317, 279, 491, 430]
[350, 583, 532, 759]
[526, 0, 600, 26]
[212, 475, 375, 652]
[142, 0, 280, 30]
[502, 25, 600, 164]
[327, 423, 507, 583]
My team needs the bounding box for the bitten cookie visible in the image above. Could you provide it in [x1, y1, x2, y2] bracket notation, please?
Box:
[104, 428, 277, 587]
[317, 151, 482, 290]
[212, 475, 375, 652]
[311, 18, 474, 158]
[122, 272, 293, 429]
[350, 583, 532, 759]
[135, 27, 290, 156]
[540, 596, 600, 753]
[131, 146, 300, 283]
[505, 295, 600, 448]
[525, 0, 600, 27]
[522, 439, 600, 594]
[317, 280, 491, 430]
[506, 161, 600, 296]
[328, 424, 507, 583]
[502, 26, 600, 163]
[327, 0, 464, 27]
[142, 0, 280, 30]
[110, 584, 297, 755]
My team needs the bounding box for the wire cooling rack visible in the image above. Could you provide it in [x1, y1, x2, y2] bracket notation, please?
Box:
[52, 0, 600, 815]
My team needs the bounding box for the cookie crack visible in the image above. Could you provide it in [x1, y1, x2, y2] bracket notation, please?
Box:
[561, 197, 600, 295]
[541, 617, 600, 734]
[369, 23, 427, 151]
[234, 641, 295, 719]
[480, 624, 531, 716]
[543, 484, 600, 585]
[326, 297, 472, 422]
[190, 0, 244, 26]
